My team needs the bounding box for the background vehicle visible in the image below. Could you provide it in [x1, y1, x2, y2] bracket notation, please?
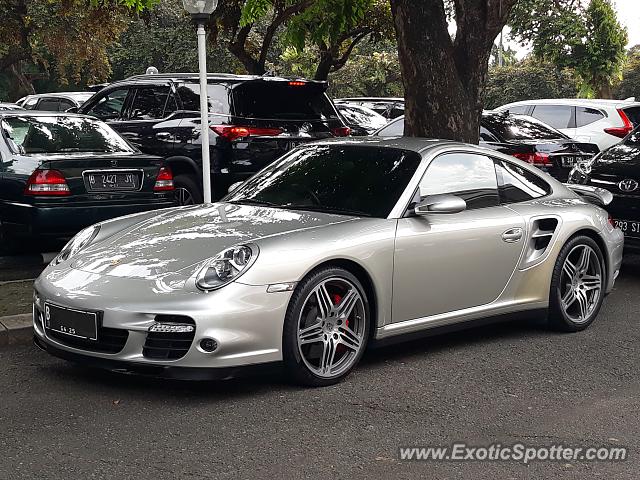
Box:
[78, 73, 350, 204]
[0, 103, 23, 111]
[569, 126, 640, 251]
[16, 92, 95, 112]
[375, 113, 599, 181]
[0, 112, 176, 241]
[335, 103, 387, 135]
[334, 97, 405, 119]
[34, 138, 623, 386]
[494, 98, 640, 151]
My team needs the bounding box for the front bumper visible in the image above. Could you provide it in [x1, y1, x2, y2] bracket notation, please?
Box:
[33, 271, 292, 374]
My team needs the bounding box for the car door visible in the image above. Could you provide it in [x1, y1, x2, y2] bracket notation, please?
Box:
[392, 152, 526, 323]
[530, 104, 576, 139]
[113, 84, 179, 158]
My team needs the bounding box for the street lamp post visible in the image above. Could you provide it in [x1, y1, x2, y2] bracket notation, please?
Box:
[182, 0, 218, 203]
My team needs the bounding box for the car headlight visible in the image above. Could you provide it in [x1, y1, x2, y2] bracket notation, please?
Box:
[195, 244, 258, 292]
[51, 225, 101, 265]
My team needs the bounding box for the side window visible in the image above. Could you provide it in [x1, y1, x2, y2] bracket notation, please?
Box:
[419, 153, 500, 210]
[530, 105, 573, 129]
[57, 99, 75, 112]
[23, 97, 39, 110]
[505, 105, 529, 115]
[129, 87, 171, 120]
[375, 118, 403, 136]
[86, 89, 130, 120]
[576, 107, 605, 127]
[495, 160, 551, 204]
[480, 126, 499, 142]
[36, 99, 61, 111]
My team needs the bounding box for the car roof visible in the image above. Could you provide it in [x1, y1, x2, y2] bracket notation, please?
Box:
[335, 97, 405, 102]
[111, 73, 328, 87]
[0, 110, 99, 119]
[500, 98, 640, 109]
[22, 92, 93, 99]
[310, 135, 460, 154]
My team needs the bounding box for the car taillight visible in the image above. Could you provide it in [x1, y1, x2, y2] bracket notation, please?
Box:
[211, 125, 283, 141]
[608, 214, 615, 228]
[24, 169, 70, 196]
[512, 152, 550, 166]
[604, 109, 634, 138]
[331, 126, 351, 137]
[153, 166, 174, 191]
[288, 81, 306, 86]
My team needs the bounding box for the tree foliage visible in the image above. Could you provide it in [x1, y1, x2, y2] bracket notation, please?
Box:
[613, 46, 640, 100]
[0, 0, 157, 96]
[510, 0, 627, 97]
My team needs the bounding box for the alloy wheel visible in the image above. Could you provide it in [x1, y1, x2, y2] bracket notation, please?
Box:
[175, 187, 194, 206]
[297, 277, 366, 378]
[559, 244, 603, 324]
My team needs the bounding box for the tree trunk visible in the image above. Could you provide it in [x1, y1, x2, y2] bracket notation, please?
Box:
[390, 0, 516, 144]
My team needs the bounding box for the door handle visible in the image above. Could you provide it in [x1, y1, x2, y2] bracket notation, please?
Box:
[502, 228, 523, 243]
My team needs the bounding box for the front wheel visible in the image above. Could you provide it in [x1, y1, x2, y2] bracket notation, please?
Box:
[548, 236, 605, 332]
[283, 267, 370, 387]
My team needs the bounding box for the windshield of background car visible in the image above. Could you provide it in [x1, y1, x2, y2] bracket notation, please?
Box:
[225, 145, 422, 218]
[231, 82, 339, 120]
[338, 106, 387, 130]
[482, 114, 568, 141]
[0, 116, 136, 155]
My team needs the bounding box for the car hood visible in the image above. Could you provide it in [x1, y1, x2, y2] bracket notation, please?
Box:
[590, 142, 640, 177]
[70, 203, 357, 279]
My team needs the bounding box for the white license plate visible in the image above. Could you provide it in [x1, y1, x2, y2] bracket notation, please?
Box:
[613, 219, 640, 237]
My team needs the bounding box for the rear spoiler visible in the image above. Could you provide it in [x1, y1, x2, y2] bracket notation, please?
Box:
[564, 184, 613, 207]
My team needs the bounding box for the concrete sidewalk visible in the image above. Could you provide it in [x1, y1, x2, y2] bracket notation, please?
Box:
[0, 313, 32, 346]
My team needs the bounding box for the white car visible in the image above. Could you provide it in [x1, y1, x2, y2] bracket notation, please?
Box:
[494, 98, 640, 151]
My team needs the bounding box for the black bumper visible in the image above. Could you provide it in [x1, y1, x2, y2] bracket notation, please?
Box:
[34, 335, 280, 381]
[1, 199, 176, 239]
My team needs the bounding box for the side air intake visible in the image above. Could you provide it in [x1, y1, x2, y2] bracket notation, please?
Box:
[522, 217, 559, 267]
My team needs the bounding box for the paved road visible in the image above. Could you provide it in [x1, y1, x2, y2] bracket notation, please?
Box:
[1, 257, 639, 479]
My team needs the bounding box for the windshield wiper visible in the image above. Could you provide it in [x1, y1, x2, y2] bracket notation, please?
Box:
[227, 198, 280, 207]
[284, 205, 371, 217]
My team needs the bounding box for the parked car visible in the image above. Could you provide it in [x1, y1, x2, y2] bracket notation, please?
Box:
[34, 137, 623, 385]
[334, 97, 405, 119]
[335, 103, 387, 135]
[569, 126, 640, 251]
[375, 113, 600, 181]
[0, 112, 177, 241]
[0, 103, 23, 111]
[77, 73, 350, 204]
[494, 98, 640, 151]
[16, 92, 95, 112]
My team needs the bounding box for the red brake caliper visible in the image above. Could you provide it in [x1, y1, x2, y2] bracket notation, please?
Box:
[332, 294, 348, 328]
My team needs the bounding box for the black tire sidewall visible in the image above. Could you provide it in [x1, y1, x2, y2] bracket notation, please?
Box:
[549, 235, 605, 331]
[282, 267, 370, 387]
[173, 174, 204, 205]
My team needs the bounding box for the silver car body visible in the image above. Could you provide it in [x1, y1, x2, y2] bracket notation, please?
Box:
[33, 138, 625, 372]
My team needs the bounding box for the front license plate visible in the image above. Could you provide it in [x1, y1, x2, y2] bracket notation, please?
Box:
[44, 303, 98, 340]
[86, 172, 139, 192]
[613, 219, 640, 238]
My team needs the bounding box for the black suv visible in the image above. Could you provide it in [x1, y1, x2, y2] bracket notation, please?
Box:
[77, 73, 349, 203]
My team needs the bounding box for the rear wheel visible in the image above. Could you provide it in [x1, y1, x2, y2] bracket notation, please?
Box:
[548, 236, 605, 332]
[173, 174, 203, 205]
[283, 267, 370, 387]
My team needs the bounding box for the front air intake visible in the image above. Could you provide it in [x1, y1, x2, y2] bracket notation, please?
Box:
[143, 315, 196, 360]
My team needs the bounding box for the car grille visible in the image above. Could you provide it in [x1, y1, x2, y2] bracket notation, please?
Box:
[143, 315, 196, 360]
[47, 326, 129, 354]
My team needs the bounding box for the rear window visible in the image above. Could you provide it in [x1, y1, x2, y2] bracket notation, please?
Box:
[177, 83, 231, 115]
[230, 82, 338, 120]
[531, 105, 573, 129]
[576, 107, 605, 127]
[0, 116, 135, 155]
[623, 107, 640, 127]
[482, 114, 567, 141]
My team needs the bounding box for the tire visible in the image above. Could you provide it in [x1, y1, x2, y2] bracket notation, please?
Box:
[173, 174, 203, 205]
[283, 267, 371, 387]
[548, 235, 606, 332]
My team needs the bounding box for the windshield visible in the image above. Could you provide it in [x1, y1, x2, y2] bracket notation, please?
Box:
[482, 114, 568, 141]
[225, 144, 422, 218]
[0, 115, 135, 155]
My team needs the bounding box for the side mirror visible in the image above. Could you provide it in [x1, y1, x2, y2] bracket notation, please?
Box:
[414, 194, 466, 215]
[228, 181, 243, 193]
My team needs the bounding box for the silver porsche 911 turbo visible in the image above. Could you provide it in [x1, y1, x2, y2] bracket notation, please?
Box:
[33, 137, 624, 386]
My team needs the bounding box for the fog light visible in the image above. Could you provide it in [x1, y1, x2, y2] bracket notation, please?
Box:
[200, 338, 218, 352]
[149, 323, 195, 333]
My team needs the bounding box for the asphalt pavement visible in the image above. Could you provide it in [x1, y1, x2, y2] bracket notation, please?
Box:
[0, 257, 639, 479]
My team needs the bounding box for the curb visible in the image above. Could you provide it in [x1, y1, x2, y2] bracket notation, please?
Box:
[0, 313, 33, 347]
